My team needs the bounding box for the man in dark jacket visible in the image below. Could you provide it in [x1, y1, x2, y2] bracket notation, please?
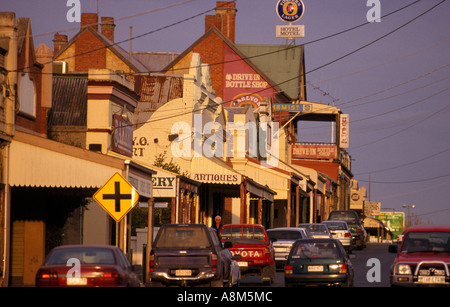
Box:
[211, 215, 223, 237]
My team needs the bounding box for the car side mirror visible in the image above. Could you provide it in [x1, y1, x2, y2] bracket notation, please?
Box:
[388, 244, 398, 253]
[223, 241, 233, 249]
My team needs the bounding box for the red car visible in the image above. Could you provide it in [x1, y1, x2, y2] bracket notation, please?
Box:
[35, 245, 142, 287]
[389, 225, 450, 287]
[219, 224, 276, 285]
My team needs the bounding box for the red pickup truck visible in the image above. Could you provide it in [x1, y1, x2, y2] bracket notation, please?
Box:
[219, 224, 275, 285]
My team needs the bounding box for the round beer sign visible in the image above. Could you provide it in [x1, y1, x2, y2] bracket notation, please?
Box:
[276, 0, 305, 23]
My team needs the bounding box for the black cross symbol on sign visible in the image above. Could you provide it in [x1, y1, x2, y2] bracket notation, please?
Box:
[103, 181, 132, 212]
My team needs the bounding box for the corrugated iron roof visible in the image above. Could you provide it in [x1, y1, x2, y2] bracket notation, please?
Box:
[49, 76, 87, 126]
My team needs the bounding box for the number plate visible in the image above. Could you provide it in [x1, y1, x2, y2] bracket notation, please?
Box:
[175, 269, 192, 276]
[237, 262, 248, 267]
[418, 276, 446, 284]
[275, 247, 289, 253]
[308, 265, 323, 272]
[66, 277, 87, 286]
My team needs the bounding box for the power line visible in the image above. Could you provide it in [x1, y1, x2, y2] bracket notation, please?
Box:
[355, 147, 450, 175]
[10, 0, 423, 74]
[132, 0, 447, 127]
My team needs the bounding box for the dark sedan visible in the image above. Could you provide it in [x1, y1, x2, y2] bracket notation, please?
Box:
[35, 245, 142, 287]
[285, 238, 354, 287]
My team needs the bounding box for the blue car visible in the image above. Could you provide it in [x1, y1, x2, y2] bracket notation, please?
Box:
[284, 238, 354, 287]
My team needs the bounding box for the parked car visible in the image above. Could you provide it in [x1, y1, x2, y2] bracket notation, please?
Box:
[321, 220, 354, 253]
[297, 223, 331, 239]
[388, 225, 450, 287]
[267, 227, 310, 268]
[285, 238, 354, 287]
[149, 224, 240, 287]
[35, 245, 142, 287]
[219, 224, 276, 285]
[327, 210, 367, 249]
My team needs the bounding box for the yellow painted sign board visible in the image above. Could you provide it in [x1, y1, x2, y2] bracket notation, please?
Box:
[93, 172, 140, 222]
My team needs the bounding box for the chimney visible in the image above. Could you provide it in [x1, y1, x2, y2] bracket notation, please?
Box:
[81, 13, 98, 31]
[205, 1, 237, 42]
[52, 33, 68, 53]
[100, 17, 115, 42]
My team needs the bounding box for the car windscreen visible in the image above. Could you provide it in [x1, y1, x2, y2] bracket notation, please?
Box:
[401, 231, 450, 253]
[45, 248, 116, 265]
[268, 230, 303, 240]
[291, 241, 340, 259]
[301, 224, 328, 234]
[154, 226, 212, 249]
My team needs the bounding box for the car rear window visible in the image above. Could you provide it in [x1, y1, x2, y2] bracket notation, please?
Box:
[154, 226, 212, 249]
[268, 230, 303, 240]
[328, 211, 359, 223]
[46, 248, 116, 265]
[323, 222, 347, 230]
[220, 226, 266, 241]
[291, 241, 340, 259]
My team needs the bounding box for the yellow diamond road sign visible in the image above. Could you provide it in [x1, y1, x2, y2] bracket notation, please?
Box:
[93, 172, 140, 222]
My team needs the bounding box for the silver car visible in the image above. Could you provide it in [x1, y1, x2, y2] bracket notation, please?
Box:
[322, 220, 353, 253]
[267, 227, 310, 268]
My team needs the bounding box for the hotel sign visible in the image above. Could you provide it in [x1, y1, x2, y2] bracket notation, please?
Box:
[276, 0, 305, 23]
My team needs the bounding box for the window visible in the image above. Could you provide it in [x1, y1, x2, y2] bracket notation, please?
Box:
[18, 73, 36, 117]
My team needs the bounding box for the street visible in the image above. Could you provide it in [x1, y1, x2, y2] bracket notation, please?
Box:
[240, 243, 396, 287]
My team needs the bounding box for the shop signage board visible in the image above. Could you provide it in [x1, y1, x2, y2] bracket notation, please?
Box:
[273, 103, 312, 112]
[93, 172, 140, 222]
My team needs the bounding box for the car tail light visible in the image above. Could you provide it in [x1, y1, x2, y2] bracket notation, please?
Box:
[339, 264, 347, 274]
[211, 253, 217, 271]
[358, 227, 361, 235]
[100, 269, 120, 286]
[345, 232, 351, 238]
[36, 270, 58, 286]
[149, 253, 155, 272]
[285, 265, 293, 275]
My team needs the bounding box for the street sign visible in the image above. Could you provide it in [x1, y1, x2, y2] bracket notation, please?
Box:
[93, 172, 140, 222]
[276, 0, 305, 23]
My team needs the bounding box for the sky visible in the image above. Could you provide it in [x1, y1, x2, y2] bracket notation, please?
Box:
[3, 0, 450, 225]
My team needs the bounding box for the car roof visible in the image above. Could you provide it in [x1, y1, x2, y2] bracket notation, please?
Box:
[267, 227, 304, 232]
[405, 225, 450, 233]
[50, 244, 118, 250]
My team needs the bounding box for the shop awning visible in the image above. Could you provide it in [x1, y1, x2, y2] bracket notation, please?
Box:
[190, 156, 276, 201]
[9, 131, 156, 196]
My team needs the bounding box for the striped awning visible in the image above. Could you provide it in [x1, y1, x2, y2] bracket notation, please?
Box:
[10, 131, 124, 189]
